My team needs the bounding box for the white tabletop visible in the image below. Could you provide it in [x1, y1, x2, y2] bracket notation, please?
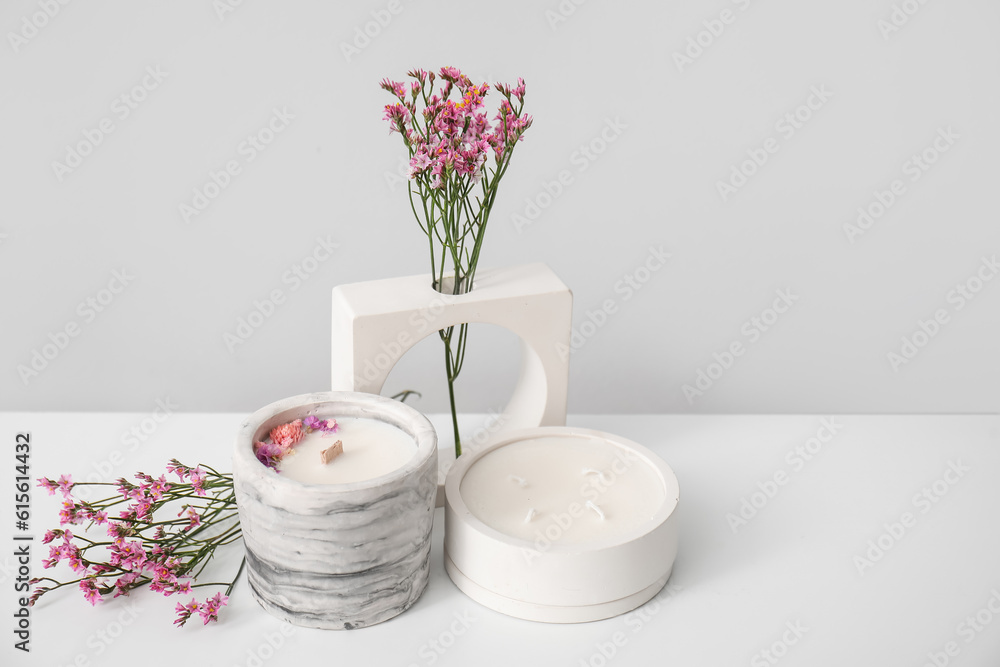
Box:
[2, 412, 999, 667]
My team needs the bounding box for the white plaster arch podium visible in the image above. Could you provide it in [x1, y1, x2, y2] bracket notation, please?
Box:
[331, 262, 572, 448]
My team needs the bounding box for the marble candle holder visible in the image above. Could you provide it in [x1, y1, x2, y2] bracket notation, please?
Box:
[233, 392, 438, 629]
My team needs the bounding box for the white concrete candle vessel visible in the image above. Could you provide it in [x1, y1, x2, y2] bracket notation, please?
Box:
[444, 427, 679, 623]
[233, 392, 438, 629]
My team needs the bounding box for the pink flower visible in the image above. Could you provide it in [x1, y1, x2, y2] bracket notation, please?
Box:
[254, 441, 284, 469]
[180, 506, 202, 532]
[166, 460, 189, 481]
[37, 478, 59, 496]
[198, 593, 228, 625]
[57, 474, 74, 498]
[302, 415, 338, 434]
[189, 467, 207, 497]
[113, 572, 140, 598]
[150, 475, 171, 499]
[174, 598, 200, 627]
[79, 578, 102, 606]
[269, 420, 304, 449]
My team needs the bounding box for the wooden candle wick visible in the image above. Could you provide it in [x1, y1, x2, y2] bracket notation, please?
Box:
[320, 440, 343, 465]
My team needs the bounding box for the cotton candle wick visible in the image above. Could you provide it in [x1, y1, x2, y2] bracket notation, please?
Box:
[508, 475, 527, 487]
[582, 468, 611, 485]
[586, 501, 605, 521]
[320, 440, 343, 465]
[524, 508, 536, 523]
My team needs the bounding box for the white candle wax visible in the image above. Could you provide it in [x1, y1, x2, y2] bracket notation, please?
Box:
[277, 417, 416, 485]
[459, 434, 666, 545]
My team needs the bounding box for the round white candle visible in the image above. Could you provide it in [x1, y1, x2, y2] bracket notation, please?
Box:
[277, 417, 416, 485]
[459, 435, 666, 545]
[444, 427, 679, 623]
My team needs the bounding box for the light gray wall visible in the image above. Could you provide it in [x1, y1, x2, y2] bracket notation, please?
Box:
[2, 0, 997, 415]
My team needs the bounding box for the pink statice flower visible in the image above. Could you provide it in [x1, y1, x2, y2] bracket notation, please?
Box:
[198, 593, 228, 625]
[79, 577, 102, 606]
[189, 466, 207, 497]
[37, 477, 59, 496]
[57, 474, 74, 498]
[174, 598, 200, 627]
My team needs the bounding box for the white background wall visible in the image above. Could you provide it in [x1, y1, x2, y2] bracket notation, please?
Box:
[2, 0, 997, 415]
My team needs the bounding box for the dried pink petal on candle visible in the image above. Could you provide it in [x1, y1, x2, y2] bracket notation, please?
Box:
[270, 420, 305, 449]
[320, 440, 344, 465]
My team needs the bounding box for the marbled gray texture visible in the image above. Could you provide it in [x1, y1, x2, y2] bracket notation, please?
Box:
[233, 392, 438, 630]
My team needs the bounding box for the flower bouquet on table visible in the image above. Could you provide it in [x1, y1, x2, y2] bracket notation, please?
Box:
[382, 66, 532, 457]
